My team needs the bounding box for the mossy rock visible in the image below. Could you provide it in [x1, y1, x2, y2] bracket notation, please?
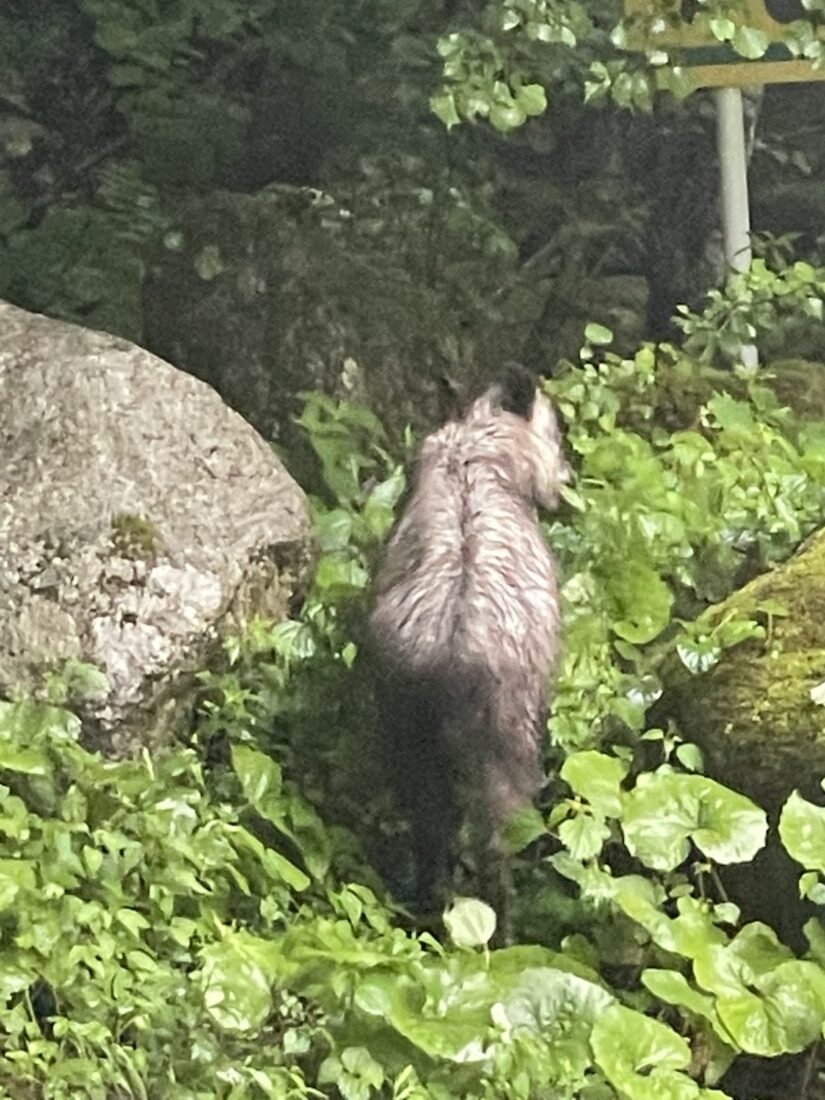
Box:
[661, 529, 825, 943]
[664, 529, 825, 813]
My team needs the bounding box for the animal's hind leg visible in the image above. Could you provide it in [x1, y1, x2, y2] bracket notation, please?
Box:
[406, 744, 459, 914]
[382, 684, 459, 915]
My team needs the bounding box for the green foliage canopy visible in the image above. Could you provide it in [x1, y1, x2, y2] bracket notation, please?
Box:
[4, 266, 825, 1097]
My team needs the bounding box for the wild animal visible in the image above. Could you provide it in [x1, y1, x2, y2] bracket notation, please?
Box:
[369, 364, 570, 939]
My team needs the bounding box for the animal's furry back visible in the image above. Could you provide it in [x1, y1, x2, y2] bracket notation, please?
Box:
[370, 379, 568, 833]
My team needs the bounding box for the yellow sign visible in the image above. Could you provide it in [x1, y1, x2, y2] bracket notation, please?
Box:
[625, 0, 825, 87]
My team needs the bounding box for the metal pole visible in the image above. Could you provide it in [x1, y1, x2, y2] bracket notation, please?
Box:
[715, 86, 758, 368]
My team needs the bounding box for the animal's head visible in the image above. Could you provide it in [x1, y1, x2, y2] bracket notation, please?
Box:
[469, 363, 571, 510]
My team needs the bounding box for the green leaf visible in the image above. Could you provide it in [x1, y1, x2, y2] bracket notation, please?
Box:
[558, 813, 610, 860]
[0, 745, 50, 775]
[674, 743, 704, 772]
[710, 17, 735, 39]
[561, 750, 628, 817]
[356, 950, 612, 1066]
[502, 804, 546, 852]
[780, 791, 825, 872]
[341, 1047, 384, 1089]
[430, 91, 461, 129]
[193, 243, 225, 281]
[444, 897, 497, 948]
[232, 826, 310, 892]
[108, 63, 147, 87]
[719, 960, 825, 1054]
[694, 926, 825, 1054]
[200, 931, 280, 1033]
[364, 470, 405, 538]
[489, 102, 526, 131]
[115, 908, 150, 937]
[231, 744, 283, 823]
[591, 1003, 693, 1096]
[316, 509, 353, 552]
[731, 25, 769, 58]
[609, 561, 673, 644]
[706, 393, 756, 433]
[693, 923, 788, 995]
[690, 778, 767, 864]
[0, 858, 35, 909]
[622, 773, 694, 871]
[269, 619, 317, 661]
[94, 23, 139, 54]
[584, 322, 613, 345]
[642, 969, 719, 1024]
[315, 555, 370, 595]
[515, 83, 547, 116]
[82, 846, 104, 875]
[622, 771, 766, 871]
[0, 701, 81, 744]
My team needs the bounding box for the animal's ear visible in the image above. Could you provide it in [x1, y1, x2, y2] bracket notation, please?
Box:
[499, 361, 538, 419]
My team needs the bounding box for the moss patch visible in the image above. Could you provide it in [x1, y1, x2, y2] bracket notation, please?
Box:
[110, 513, 163, 561]
[663, 530, 825, 812]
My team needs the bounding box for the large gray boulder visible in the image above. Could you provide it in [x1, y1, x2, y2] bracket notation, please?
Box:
[0, 301, 312, 755]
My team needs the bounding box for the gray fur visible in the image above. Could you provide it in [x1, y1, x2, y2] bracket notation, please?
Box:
[369, 379, 569, 932]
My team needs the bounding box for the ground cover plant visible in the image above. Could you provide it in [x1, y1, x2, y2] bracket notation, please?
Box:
[4, 262, 825, 1097]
